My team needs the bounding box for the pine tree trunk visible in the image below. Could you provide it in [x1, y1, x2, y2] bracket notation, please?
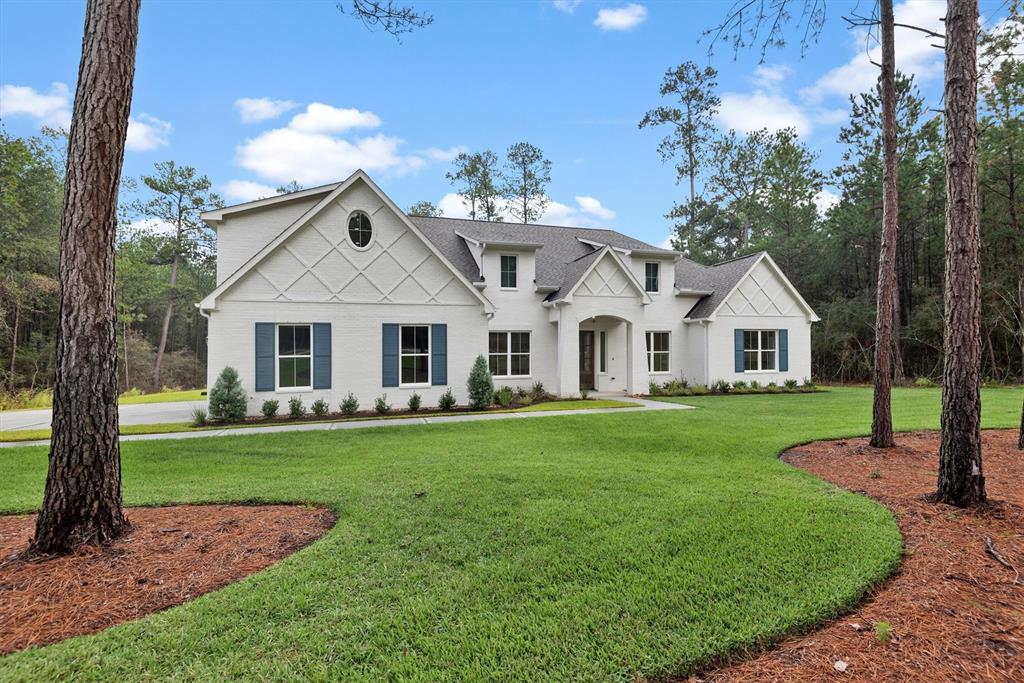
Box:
[1018, 394, 1023, 450]
[936, 0, 985, 506]
[8, 300, 20, 393]
[31, 0, 139, 555]
[870, 0, 898, 449]
[153, 253, 180, 388]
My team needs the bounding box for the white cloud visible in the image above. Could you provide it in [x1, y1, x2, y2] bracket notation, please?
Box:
[437, 193, 616, 228]
[718, 91, 813, 135]
[553, 0, 582, 13]
[801, 0, 946, 103]
[0, 82, 71, 128]
[221, 179, 279, 202]
[125, 218, 176, 237]
[594, 4, 647, 31]
[125, 114, 172, 151]
[235, 97, 298, 123]
[288, 103, 382, 134]
[575, 195, 616, 220]
[235, 101, 455, 185]
[814, 189, 840, 215]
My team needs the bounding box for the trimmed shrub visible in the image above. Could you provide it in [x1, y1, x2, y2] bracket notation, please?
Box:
[288, 396, 305, 418]
[913, 376, 936, 387]
[311, 398, 330, 417]
[784, 379, 798, 391]
[374, 394, 391, 414]
[467, 355, 495, 410]
[711, 379, 731, 394]
[261, 400, 279, 418]
[495, 387, 514, 408]
[690, 384, 709, 395]
[514, 386, 529, 399]
[749, 380, 761, 391]
[648, 381, 661, 396]
[191, 406, 208, 427]
[407, 392, 422, 412]
[731, 380, 748, 392]
[801, 378, 816, 391]
[518, 394, 534, 406]
[661, 379, 687, 395]
[340, 392, 359, 415]
[530, 381, 547, 401]
[438, 387, 456, 411]
[208, 366, 247, 421]
[766, 382, 779, 393]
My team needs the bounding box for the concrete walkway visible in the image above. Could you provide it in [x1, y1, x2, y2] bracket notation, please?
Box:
[1, 399, 206, 431]
[0, 395, 691, 449]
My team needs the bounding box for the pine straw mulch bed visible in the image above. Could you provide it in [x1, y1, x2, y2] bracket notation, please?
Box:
[693, 429, 1023, 682]
[0, 504, 336, 655]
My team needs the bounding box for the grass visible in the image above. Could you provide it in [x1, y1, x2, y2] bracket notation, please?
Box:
[118, 388, 206, 405]
[0, 386, 1019, 681]
[0, 400, 637, 443]
[1, 387, 206, 412]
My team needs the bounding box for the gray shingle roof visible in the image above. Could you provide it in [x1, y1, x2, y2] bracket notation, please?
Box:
[675, 252, 763, 319]
[409, 215, 762, 316]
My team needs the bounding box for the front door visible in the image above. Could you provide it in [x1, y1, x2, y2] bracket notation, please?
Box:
[579, 331, 595, 390]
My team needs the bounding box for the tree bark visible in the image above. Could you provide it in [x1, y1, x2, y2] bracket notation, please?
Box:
[31, 0, 139, 555]
[1018, 394, 1023, 450]
[870, 0, 898, 449]
[153, 252, 179, 388]
[8, 300, 20, 393]
[936, 0, 985, 506]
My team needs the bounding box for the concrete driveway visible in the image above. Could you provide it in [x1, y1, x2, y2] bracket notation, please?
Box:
[0, 399, 206, 431]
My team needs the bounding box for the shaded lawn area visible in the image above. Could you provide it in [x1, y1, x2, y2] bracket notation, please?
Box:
[0, 387, 1019, 681]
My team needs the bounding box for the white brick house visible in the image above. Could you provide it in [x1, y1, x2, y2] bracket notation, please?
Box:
[199, 170, 818, 414]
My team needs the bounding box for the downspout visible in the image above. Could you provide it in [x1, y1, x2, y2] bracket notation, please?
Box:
[701, 320, 709, 386]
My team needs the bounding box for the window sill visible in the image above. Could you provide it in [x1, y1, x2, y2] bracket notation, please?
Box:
[276, 387, 313, 393]
[399, 383, 431, 389]
[648, 371, 672, 376]
[499, 287, 518, 292]
[493, 375, 532, 380]
[742, 370, 778, 374]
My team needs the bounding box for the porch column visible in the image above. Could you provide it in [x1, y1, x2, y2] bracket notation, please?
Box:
[626, 321, 648, 395]
[555, 307, 580, 397]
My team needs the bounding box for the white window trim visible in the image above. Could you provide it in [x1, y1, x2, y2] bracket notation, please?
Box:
[488, 330, 531, 378]
[499, 254, 518, 290]
[399, 324, 431, 388]
[276, 323, 313, 392]
[644, 262, 660, 294]
[646, 331, 671, 374]
[348, 210, 374, 252]
[742, 329, 778, 373]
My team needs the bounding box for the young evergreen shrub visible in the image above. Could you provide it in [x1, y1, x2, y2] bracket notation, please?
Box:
[288, 396, 305, 418]
[749, 380, 761, 391]
[438, 387, 456, 411]
[340, 392, 359, 415]
[530, 381, 547, 401]
[731, 380, 748, 392]
[311, 398, 329, 417]
[690, 384, 709, 395]
[801, 378, 816, 391]
[208, 366, 247, 421]
[467, 355, 494, 409]
[766, 381, 779, 392]
[711, 379, 731, 393]
[407, 392, 422, 412]
[648, 381, 660, 396]
[374, 394, 391, 414]
[494, 386, 514, 407]
[784, 379, 798, 391]
[261, 399, 279, 418]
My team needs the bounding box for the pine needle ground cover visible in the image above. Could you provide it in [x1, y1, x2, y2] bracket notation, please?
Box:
[0, 387, 1019, 681]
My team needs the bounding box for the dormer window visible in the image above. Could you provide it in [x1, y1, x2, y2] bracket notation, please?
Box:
[645, 262, 660, 293]
[500, 255, 518, 289]
[348, 211, 373, 249]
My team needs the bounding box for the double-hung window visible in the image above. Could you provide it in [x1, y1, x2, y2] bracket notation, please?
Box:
[278, 324, 312, 389]
[645, 262, 660, 293]
[646, 331, 670, 373]
[488, 331, 530, 377]
[743, 330, 777, 371]
[500, 255, 518, 289]
[400, 325, 430, 385]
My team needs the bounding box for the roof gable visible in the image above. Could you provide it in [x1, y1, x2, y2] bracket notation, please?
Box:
[681, 252, 818, 321]
[553, 247, 652, 304]
[200, 171, 494, 312]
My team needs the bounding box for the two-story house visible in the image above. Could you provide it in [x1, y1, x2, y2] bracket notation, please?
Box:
[199, 170, 817, 414]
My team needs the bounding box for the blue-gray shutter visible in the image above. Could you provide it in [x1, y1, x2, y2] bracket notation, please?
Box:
[313, 323, 331, 389]
[778, 329, 789, 372]
[255, 323, 275, 392]
[734, 329, 745, 373]
[382, 323, 399, 387]
[431, 324, 447, 386]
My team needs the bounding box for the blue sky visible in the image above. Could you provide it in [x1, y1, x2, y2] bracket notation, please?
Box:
[0, 1, 1011, 247]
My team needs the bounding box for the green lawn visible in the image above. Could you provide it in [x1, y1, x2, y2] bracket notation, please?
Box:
[118, 388, 206, 405]
[0, 386, 1019, 681]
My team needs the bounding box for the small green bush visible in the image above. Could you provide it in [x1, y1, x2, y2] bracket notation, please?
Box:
[914, 376, 936, 387]
[518, 394, 534, 406]
[495, 386, 514, 408]
[661, 379, 687, 395]
[340, 392, 359, 415]
[208, 366, 247, 421]
[690, 384, 708, 395]
[438, 387, 456, 411]
[648, 381, 661, 396]
[288, 396, 305, 418]
[711, 379, 731, 394]
[731, 380, 748, 392]
[374, 394, 391, 415]
[766, 382, 779, 393]
[121, 387, 144, 398]
[784, 379, 798, 391]
[261, 400, 279, 418]
[467, 355, 495, 410]
[530, 381, 547, 400]
[801, 378, 816, 391]
[311, 398, 330, 417]
[875, 621, 892, 643]
[514, 386, 529, 399]
[579, 388, 590, 400]
[407, 392, 422, 412]
[191, 406, 208, 427]
[749, 380, 761, 391]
